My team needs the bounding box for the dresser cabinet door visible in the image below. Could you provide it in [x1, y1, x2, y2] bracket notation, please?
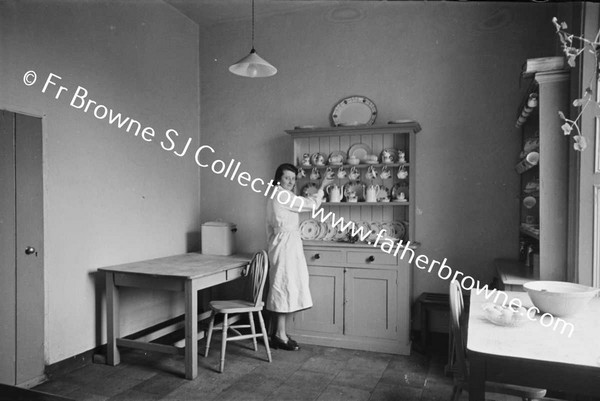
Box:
[293, 266, 344, 334]
[344, 268, 398, 339]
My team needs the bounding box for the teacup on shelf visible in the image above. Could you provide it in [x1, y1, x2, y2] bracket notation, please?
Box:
[310, 167, 321, 180]
[302, 153, 311, 166]
[380, 165, 391, 180]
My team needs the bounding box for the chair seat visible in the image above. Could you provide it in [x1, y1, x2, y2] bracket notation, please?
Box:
[209, 299, 264, 314]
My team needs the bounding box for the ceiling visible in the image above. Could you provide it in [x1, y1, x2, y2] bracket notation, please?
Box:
[165, 0, 550, 28]
[164, 0, 344, 28]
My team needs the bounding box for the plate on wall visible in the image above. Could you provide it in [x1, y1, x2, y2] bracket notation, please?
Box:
[331, 96, 377, 127]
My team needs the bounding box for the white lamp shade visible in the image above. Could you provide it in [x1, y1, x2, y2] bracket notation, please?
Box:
[229, 49, 277, 78]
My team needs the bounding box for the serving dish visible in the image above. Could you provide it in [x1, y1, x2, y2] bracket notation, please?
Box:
[331, 96, 377, 127]
[348, 143, 372, 162]
[523, 280, 599, 317]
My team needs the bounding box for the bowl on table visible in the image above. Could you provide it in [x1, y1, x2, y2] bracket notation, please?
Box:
[523, 280, 599, 317]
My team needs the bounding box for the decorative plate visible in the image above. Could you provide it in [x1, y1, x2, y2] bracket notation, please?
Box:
[315, 221, 327, 240]
[380, 148, 398, 164]
[301, 182, 319, 197]
[328, 151, 346, 165]
[391, 221, 406, 241]
[299, 219, 319, 240]
[344, 181, 366, 202]
[331, 96, 377, 127]
[348, 143, 373, 163]
[380, 222, 396, 239]
[333, 225, 347, 241]
[310, 152, 327, 166]
[368, 222, 382, 242]
[356, 221, 372, 242]
[324, 221, 337, 241]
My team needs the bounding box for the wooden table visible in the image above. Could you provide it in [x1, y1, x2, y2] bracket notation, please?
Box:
[467, 290, 600, 400]
[99, 252, 251, 380]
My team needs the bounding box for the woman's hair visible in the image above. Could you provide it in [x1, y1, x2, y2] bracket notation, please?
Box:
[273, 163, 298, 185]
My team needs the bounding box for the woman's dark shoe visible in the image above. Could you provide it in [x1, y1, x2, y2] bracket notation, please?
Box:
[271, 335, 299, 351]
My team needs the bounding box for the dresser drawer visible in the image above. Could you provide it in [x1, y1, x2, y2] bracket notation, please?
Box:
[346, 250, 398, 266]
[304, 249, 343, 266]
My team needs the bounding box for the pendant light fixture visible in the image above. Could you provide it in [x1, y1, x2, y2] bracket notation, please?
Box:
[229, 0, 277, 78]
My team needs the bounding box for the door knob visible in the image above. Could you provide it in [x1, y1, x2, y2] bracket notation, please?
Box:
[25, 246, 36, 255]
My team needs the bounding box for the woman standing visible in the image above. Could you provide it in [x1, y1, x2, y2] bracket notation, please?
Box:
[266, 163, 333, 350]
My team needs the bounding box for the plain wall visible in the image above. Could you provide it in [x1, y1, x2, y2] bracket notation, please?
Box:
[197, 1, 562, 300]
[0, 0, 200, 364]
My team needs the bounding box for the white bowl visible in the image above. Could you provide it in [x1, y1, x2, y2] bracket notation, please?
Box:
[523, 281, 599, 317]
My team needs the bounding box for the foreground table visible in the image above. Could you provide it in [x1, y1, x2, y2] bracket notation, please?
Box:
[99, 252, 251, 380]
[467, 289, 600, 400]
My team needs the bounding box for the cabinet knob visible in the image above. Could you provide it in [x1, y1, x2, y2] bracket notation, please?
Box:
[314, 253, 321, 260]
[367, 255, 375, 262]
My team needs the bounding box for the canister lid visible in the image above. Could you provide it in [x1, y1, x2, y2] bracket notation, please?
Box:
[203, 221, 236, 228]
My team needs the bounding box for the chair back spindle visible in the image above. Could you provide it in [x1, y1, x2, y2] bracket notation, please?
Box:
[245, 250, 269, 307]
[449, 280, 468, 381]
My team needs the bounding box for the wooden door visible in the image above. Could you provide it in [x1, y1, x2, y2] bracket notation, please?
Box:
[292, 266, 344, 334]
[344, 268, 398, 339]
[0, 110, 45, 386]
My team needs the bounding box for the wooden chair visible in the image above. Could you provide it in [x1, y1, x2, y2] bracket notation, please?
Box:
[204, 250, 272, 373]
[448, 280, 547, 401]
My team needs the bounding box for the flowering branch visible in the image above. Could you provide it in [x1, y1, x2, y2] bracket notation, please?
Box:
[553, 16, 600, 151]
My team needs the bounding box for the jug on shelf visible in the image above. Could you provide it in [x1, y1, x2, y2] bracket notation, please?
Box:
[326, 184, 344, 203]
[365, 184, 380, 203]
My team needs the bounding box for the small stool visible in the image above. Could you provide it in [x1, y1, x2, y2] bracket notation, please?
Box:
[416, 292, 450, 351]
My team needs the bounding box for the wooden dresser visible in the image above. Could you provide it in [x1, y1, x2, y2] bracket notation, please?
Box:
[286, 123, 420, 355]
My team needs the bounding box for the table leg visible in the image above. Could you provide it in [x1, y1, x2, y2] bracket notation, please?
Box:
[469, 352, 486, 401]
[105, 272, 120, 366]
[184, 280, 198, 380]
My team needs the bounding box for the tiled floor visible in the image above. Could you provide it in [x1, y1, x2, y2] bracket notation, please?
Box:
[32, 333, 514, 401]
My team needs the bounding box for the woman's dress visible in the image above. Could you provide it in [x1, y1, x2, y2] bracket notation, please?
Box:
[266, 187, 323, 313]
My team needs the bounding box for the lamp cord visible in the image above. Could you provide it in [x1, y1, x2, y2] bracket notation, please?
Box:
[251, 0, 255, 50]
